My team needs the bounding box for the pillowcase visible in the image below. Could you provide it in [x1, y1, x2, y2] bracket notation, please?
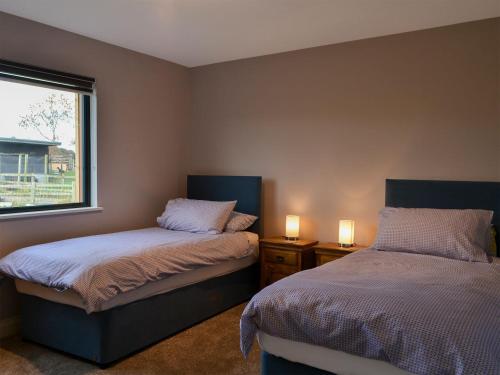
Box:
[157, 198, 236, 234]
[225, 211, 258, 233]
[373, 207, 493, 262]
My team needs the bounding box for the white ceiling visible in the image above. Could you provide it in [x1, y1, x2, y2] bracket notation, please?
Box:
[0, 0, 499, 67]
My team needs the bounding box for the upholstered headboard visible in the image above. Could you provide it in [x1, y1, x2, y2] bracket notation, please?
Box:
[385, 179, 500, 257]
[187, 175, 262, 235]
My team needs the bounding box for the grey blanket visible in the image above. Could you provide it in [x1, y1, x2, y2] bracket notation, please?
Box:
[241, 249, 500, 375]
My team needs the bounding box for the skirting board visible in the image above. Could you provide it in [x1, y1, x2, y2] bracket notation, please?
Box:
[0, 316, 20, 339]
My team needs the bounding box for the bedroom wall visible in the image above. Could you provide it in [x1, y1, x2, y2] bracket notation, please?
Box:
[0, 12, 190, 323]
[187, 18, 500, 244]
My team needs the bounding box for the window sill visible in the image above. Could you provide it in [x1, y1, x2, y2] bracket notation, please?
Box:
[0, 206, 103, 221]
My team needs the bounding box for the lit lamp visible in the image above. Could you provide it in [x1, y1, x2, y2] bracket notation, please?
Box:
[285, 215, 300, 241]
[338, 219, 355, 247]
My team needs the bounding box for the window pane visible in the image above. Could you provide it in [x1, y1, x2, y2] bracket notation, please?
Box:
[0, 80, 85, 210]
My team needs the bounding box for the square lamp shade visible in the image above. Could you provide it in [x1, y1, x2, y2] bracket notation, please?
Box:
[339, 219, 355, 247]
[285, 215, 300, 240]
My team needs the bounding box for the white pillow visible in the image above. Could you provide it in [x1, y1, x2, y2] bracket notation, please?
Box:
[374, 207, 492, 262]
[157, 198, 236, 234]
[225, 211, 258, 233]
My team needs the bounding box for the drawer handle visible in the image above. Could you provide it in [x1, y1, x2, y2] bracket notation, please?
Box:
[275, 255, 285, 263]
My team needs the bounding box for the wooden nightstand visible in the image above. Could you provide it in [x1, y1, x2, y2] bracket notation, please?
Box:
[260, 237, 318, 288]
[313, 243, 367, 266]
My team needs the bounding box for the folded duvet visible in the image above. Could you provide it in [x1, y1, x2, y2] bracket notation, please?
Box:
[240, 249, 500, 375]
[0, 228, 252, 313]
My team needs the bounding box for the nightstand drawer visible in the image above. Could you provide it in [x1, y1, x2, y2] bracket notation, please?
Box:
[263, 248, 297, 266]
[263, 263, 296, 286]
[316, 253, 344, 266]
[313, 243, 367, 267]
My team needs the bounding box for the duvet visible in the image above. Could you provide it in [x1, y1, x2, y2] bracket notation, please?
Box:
[241, 249, 500, 375]
[0, 228, 252, 313]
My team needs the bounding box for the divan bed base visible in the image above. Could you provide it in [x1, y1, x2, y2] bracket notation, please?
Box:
[261, 351, 333, 375]
[21, 263, 259, 365]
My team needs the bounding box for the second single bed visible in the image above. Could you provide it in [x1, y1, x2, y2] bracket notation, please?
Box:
[241, 179, 500, 375]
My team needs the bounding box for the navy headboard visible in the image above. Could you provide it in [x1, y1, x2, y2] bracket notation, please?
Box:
[386, 179, 500, 257]
[187, 175, 262, 235]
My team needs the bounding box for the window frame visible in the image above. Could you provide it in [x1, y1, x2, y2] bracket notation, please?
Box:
[0, 60, 97, 216]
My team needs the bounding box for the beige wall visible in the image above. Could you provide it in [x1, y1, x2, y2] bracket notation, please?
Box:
[188, 18, 500, 244]
[0, 12, 191, 319]
[0, 13, 499, 322]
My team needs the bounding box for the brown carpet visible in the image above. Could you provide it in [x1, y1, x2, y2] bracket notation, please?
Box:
[0, 304, 260, 375]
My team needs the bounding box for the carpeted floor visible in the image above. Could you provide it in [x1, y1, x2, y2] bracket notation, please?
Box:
[0, 304, 260, 375]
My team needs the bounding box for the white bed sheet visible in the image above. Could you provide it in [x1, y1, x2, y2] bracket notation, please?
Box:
[16, 232, 259, 312]
[258, 331, 413, 375]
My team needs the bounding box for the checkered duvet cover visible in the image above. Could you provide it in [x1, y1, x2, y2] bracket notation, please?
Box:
[241, 249, 500, 375]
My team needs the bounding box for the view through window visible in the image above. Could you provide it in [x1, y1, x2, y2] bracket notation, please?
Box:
[0, 79, 86, 211]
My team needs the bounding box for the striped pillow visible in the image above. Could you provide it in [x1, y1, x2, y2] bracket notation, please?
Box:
[374, 207, 492, 262]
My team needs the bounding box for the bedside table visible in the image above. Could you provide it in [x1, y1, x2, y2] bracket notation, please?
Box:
[313, 243, 367, 266]
[259, 237, 318, 288]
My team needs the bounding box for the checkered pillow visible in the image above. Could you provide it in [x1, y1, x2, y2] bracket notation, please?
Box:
[157, 198, 236, 234]
[374, 207, 492, 262]
[225, 211, 258, 232]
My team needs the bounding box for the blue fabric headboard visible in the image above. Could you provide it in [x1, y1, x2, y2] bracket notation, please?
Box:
[187, 175, 262, 235]
[385, 179, 500, 257]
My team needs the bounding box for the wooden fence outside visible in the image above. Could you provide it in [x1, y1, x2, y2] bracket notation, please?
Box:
[0, 175, 76, 207]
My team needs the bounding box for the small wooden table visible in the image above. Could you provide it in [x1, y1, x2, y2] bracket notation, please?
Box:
[313, 243, 367, 266]
[259, 237, 318, 288]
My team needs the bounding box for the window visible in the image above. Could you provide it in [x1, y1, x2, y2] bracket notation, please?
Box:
[0, 60, 95, 214]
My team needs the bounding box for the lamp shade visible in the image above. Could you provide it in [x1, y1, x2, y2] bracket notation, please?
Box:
[339, 220, 355, 246]
[285, 215, 300, 240]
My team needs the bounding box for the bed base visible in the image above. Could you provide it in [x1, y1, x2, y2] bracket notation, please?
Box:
[21, 263, 259, 365]
[261, 351, 334, 375]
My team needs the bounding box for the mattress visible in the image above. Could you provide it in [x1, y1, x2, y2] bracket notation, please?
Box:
[258, 332, 412, 375]
[16, 231, 259, 312]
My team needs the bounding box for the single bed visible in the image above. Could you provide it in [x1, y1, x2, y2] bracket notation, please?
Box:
[242, 179, 500, 375]
[2, 175, 262, 365]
